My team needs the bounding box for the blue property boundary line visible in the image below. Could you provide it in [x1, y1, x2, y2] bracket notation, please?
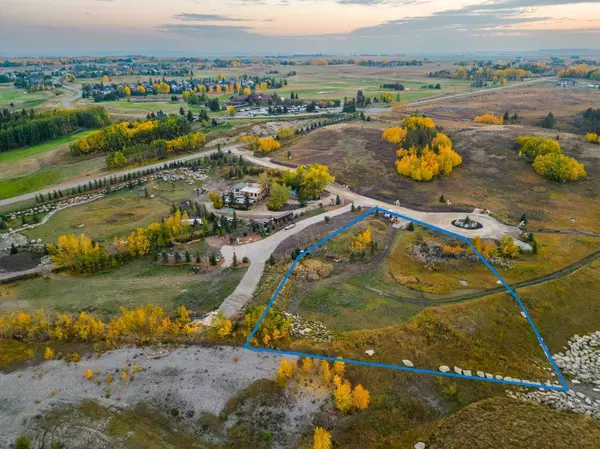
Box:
[243, 206, 569, 392]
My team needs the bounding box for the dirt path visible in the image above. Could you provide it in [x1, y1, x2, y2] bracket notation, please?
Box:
[406, 77, 553, 107]
[366, 249, 600, 307]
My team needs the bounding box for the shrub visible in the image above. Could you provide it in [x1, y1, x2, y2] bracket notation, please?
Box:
[15, 435, 31, 449]
[532, 153, 586, 182]
[44, 347, 55, 360]
[585, 132, 600, 144]
[516, 136, 561, 160]
[473, 114, 504, 125]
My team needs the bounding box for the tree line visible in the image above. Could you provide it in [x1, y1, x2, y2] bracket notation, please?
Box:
[0, 107, 110, 152]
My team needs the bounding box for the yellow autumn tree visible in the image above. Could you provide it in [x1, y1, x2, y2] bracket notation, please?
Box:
[473, 114, 504, 125]
[321, 360, 331, 384]
[382, 126, 407, 144]
[257, 136, 281, 154]
[49, 234, 113, 274]
[499, 236, 519, 258]
[385, 117, 461, 181]
[313, 427, 332, 449]
[302, 164, 335, 198]
[276, 359, 295, 386]
[334, 377, 353, 412]
[349, 229, 371, 253]
[226, 105, 236, 116]
[352, 384, 370, 410]
[302, 357, 314, 373]
[585, 132, 600, 144]
[44, 347, 55, 360]
[333, 357, 345, 376]
[532, 153, 586, 182]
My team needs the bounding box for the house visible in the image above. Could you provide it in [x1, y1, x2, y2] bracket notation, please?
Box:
[226, 181, 266, 205]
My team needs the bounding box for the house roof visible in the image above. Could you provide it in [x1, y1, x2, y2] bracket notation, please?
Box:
[241, 186, 262, 194]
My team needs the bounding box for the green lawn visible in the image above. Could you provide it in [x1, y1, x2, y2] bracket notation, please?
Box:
[154, 179, 202, 202]
[23, 189, 171, 244]
[0, 87, 55, 109]
[0, 259, 246, 317]
[0, 130, 94, 168]
[0, 157, 105, 200]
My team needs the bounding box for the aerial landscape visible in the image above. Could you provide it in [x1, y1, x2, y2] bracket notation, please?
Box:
[1, 0, 600, 448]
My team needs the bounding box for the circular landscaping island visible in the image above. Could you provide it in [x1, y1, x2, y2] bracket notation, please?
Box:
[451, 216, 483, 230]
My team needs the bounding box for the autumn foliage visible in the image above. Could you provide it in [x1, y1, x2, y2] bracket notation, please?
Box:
[49, 234, 115, 274]
[240, 135, 281, 154]
[517, 136, 586, 182]
[532, 153, 587, 183]
[473, 114, 504, 125]
[349, 228, 372, 252]
[0, 305, 194, 345]
[383, 116, 462, 181]
[313, 427, 332, 449]
[585, 132, 600, 144]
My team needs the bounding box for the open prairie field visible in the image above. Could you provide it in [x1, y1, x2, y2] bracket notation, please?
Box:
[274, 115, 600, 231]
[410, 83, 600, 130]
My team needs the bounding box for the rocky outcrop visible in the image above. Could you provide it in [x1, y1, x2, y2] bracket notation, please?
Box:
[553, 332, 600, 385]
[284, 312, 332, 343]
[508, 388, 600, 419]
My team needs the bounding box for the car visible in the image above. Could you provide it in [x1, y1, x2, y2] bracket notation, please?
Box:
[285, 224, 296, 230]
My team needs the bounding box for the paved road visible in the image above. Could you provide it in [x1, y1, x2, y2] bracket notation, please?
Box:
[0, 144, 241, 208]
[229, 149, 517, 240]
[217, 204, 353, 316]
[61, 83, 82, 109]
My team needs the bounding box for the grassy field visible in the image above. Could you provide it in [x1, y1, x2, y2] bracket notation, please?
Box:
[0, 157, 106, 200]
[255, 214, 600, 333]
[388, 228, 600, 294]
[23, 189, 171, 244]
[424, 397, 600, 448]
[0, 130, 96, 180]
[0, 87, 57, 109]
[0, 258, 246, 317]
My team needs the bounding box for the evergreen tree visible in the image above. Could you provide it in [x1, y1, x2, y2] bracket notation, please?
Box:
[541, 112, 556, 129]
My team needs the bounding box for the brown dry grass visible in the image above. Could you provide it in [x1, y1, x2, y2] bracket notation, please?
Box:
[274, 116, 600, 231]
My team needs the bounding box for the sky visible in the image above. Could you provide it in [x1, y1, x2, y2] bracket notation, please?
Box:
[1, 0, 600, 56]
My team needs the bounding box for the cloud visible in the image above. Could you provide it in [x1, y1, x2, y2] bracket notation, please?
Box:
[349, 1, 559, 38]
[159, 23, 255, 38]
[336, 0, 423, 4]
[173, 13, 245, 22]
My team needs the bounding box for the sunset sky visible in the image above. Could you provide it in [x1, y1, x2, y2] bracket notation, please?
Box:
[1, 0, 599, 55]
